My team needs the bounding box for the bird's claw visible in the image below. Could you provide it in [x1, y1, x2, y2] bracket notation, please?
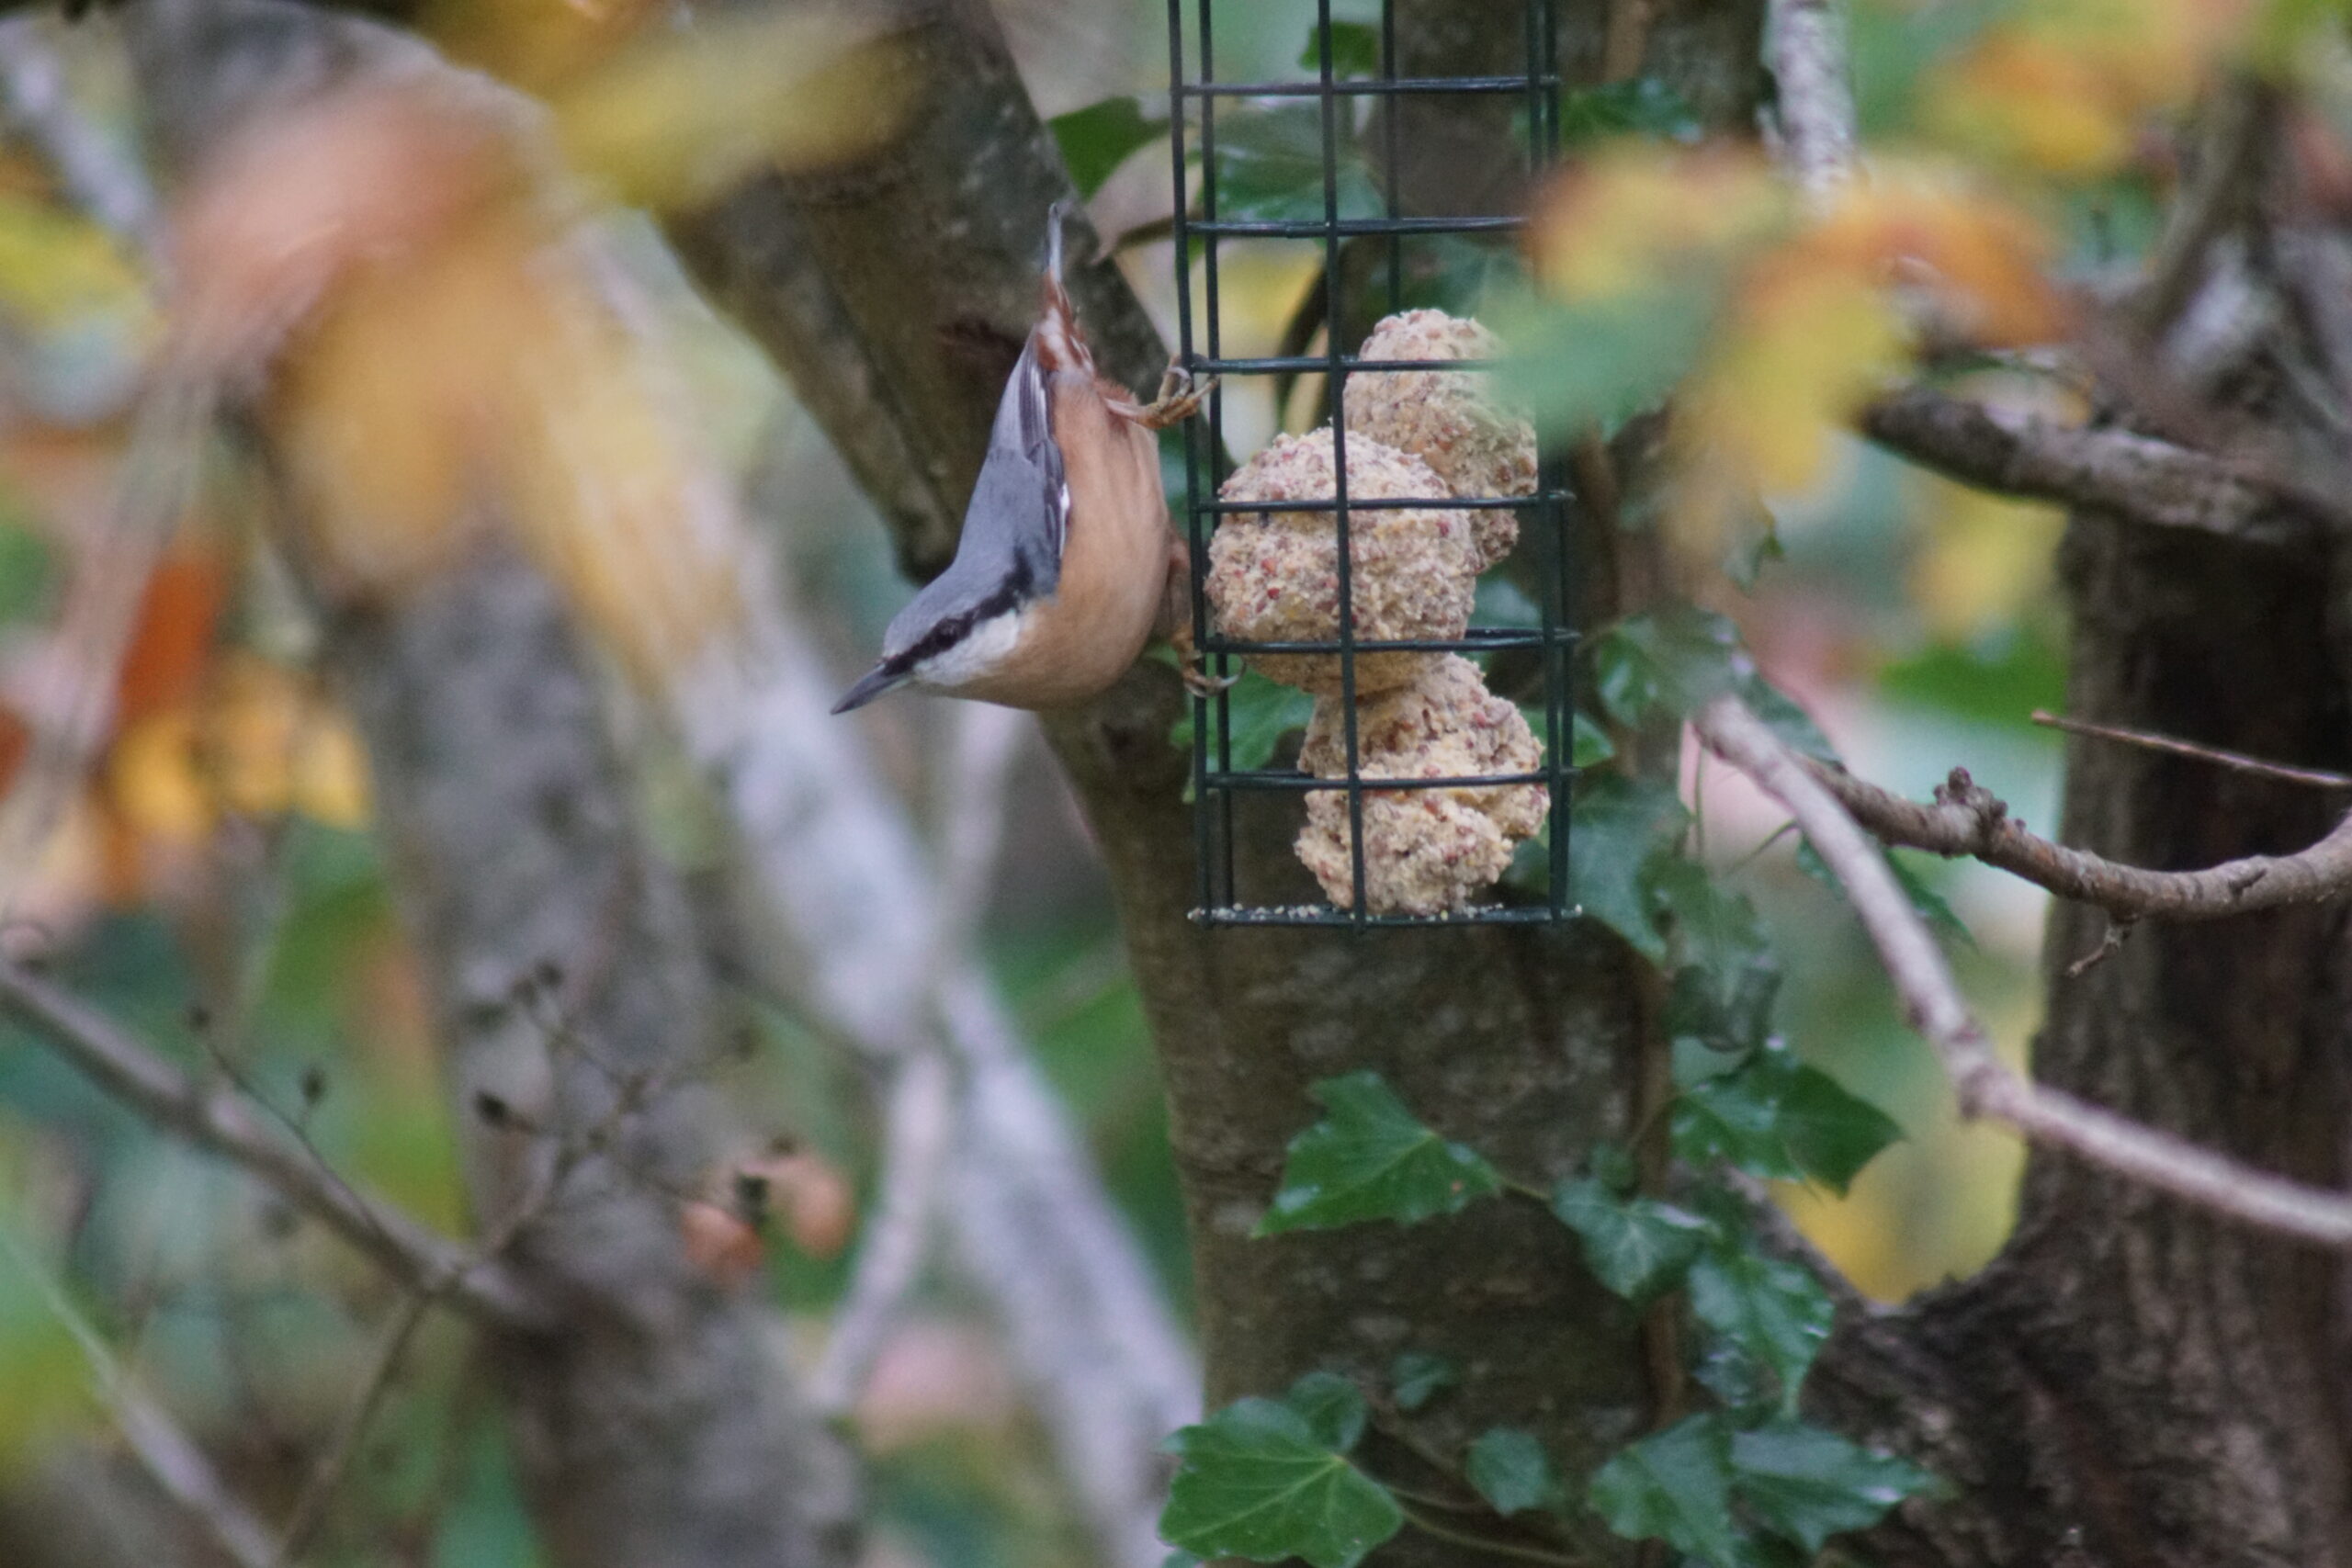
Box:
[1131, 364, 1218, 431]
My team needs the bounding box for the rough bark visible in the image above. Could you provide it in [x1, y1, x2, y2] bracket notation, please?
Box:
[665, 3, 1759, 1562]
[319, 547, 859, 1568]
[1809, 516, 2352, 1568]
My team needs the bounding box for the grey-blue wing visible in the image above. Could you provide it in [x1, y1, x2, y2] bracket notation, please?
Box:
[878, 330, 1069, 667]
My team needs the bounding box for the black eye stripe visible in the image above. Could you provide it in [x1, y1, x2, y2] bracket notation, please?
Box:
[887, 554, 1041, 675]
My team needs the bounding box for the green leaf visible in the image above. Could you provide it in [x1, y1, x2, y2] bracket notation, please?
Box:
[1051, 96, 1169, 198]
[1588, 1414, 1742, 1567]
[1673, 1071, 1805, 1183]
[1566, 774, 1689, 960]
[1647, 860, 1777, 1022]
[1589, 605, 1743, 728]
[1283, 1371, 1368, 1451]
[1725, 525, 1784, 592]
[1736, 672, 1838, 761]
[0, 518, 54, 626]
[1774, 1064, 1905, 1195]
[1465, 1427, 1567, 1516]
[1160, 1398, 1405, 1568]
[1672, 1041, 1901, 1195]
[1389, 1351, 1458, 1413]
[1496, 284, 1716, 434]
[1212, 104, 1382, 223]
[1587, 607, 1835, 762]
[1257, 1072, 1503, 1235]
[1170, 665, 1317, 775]
[1558, 78, 1703, 143]
[1299, 19, 1381, 76]
[1687, 1243, 1835, 1416]
[1731, 1422, 1937, 1553]
[1550, 1179, 1713, 1302]
[1515, 705, 1614, 769]
[1796, 839, 1974, 949]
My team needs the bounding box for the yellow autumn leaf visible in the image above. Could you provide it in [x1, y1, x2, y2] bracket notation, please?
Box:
[552, 11, 915, 209]
[1683, 257, 1900, 505]
[1922, 0, 2257, 177]
[1531, 143, 1789, 302]
[0, 194, 150, 329]
[106, 656, 370, 843]
[1805, 167, 2067, 348]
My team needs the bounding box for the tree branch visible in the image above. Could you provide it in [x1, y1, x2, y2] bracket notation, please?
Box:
[1860, 386, 2321, 545]
[1765, 0, 1856, 206]
[1796, 754, 2352, 920]
[0, 958, 550, 1329]
[0, 1222, 276, 1568]
[1697, 693, 2352, 1248]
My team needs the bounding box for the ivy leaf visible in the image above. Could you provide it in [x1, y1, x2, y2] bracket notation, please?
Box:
[1774, 1064, 1905, 1195]
[1797, 839, 1974, 948]
[1160, 1399, 1404, 1568]
[1587, 606, 1836, 761]
[1213, 104, 1382, 223]
[1050, 96, 1168, 197]
[1257, 1073, 1502, 1235]
[1671, 1041, 1902, 1195]
[1170, 666, 1317, 776]
[1673, 1071, 1807, 1182]
[1519, 705, 1617, 769]
[1687, 1244, 1836, 1416]
[1572, 712, 1616, 768]
[1389, 1351, 1458, 1413]
[1589, 604, 1743, 728]
[1566, 774, 1690, 960]
[1648, 860, 1779, 1023]
[1730, 1422, 1938, 1552]
[1283, 1372, 1368, 1451]
[1738, 673, 1838, 761]
[1465, 1427, 1567, 1516]
[1550, 1179, 1713, 1302]
[1588, 1414, 1742, 1567]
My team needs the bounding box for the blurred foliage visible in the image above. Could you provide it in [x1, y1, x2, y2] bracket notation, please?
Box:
[0, 0, 2323, 1561]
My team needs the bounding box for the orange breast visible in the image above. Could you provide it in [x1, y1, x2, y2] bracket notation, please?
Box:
[953, 372, 1170, 709]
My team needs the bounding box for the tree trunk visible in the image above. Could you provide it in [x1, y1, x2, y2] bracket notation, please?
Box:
[117, 7, 860, 1564]
[1813, 515, 2352, 1568]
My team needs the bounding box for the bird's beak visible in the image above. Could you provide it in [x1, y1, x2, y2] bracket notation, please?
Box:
[831, 664, 909, 715]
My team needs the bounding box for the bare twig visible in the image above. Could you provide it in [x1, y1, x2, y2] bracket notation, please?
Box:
[1799, 757, 2352, 921]
[1860, 386, 2320, 545]
[0, 958, 548, 1330]
[268, 1287, 435, 1567]
[0, 1222, 276, 1568]
[2031, 709, 2352, 790]
[1698, 694, 2352, 1248]
[1766, 0, 1857, 207]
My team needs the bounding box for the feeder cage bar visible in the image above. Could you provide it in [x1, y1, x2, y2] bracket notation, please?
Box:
[1169, 0, 1577, 927]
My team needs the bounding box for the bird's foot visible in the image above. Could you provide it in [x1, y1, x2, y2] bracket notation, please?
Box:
[1125, 364, 1218, 431]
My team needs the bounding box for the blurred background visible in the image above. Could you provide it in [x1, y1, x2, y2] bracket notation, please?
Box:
[0, 0, 2082, 1562]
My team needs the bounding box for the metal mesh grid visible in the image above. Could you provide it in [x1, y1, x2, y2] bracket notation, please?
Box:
[1167, 0, 1577, 927]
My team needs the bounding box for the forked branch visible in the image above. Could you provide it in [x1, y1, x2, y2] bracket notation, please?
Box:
[1697, 694, 2352, 1249]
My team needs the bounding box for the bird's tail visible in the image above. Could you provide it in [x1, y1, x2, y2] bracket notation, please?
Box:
[1034, 199, 1092, 377]
[1046, 197, 1071, 287]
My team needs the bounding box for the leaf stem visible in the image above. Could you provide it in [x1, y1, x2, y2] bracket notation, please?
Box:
[1399, 1505, 1590, 1565]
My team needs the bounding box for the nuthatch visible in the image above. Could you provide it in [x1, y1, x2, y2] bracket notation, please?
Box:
[832, 203, 1213, 715]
